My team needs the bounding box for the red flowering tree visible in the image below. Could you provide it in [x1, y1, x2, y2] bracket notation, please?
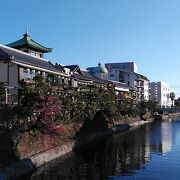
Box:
[37, 95, 62, 125]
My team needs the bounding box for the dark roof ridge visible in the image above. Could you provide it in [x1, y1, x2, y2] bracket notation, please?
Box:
[0, 44, 49, 62]
[0, 44, 68, 75]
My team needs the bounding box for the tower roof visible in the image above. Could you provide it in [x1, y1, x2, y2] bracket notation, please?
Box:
[87, 63, 108, 74]
[92, 63, 108, 74]
[7, 32, 52, 53]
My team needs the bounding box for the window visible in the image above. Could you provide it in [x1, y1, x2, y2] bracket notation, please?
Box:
[31, 70, 36, 79]
[110, 74, 114, 77]
[30, 52, 35, 56]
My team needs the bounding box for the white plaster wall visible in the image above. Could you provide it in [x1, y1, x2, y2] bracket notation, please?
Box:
[19, 67, 25, 80]
[72, 80, 78, 87]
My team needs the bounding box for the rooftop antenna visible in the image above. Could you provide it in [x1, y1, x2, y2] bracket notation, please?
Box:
[24, 25, 29, 35]
[23, 25, 30, 37]
[26, 25, 29, 34]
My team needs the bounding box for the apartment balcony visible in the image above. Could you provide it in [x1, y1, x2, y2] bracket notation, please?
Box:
[136, 84, 141, 88]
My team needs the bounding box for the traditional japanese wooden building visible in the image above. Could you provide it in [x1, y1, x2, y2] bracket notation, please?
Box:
[55, 64, 107, 88]
[0, 32, 69, 103]
[0, 32, 137, 104]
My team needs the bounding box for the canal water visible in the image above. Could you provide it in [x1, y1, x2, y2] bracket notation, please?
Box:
[26, 119, 180, 179]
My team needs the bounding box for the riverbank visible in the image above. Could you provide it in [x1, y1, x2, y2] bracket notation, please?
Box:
[26, 116, 180, 179]
[154, 112, 180, 121]
[169, 112, 180, 119]
[0, 117, 154, 180]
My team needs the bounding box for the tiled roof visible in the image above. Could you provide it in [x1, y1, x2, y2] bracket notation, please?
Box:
[72, 72, 91, 81]
[86, 67, 95, 72]
[7, 33, 52, 53]
[64, 65, 79, 72]
[0, 44, 65, 75]
[55, 63, 65, 72]
[0, 48, 10, 58]
[66, 66, 105, 84]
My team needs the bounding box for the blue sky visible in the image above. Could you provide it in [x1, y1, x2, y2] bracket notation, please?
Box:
[1, 0, 180, 95]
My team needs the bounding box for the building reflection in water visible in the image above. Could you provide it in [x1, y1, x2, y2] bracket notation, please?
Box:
[150, 122, 172, 154]
[161, 122, 172, 153]
[28, 122, 173, 180]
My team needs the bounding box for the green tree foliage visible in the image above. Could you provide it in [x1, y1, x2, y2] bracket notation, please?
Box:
[58, 84, 119, 127]
[0, 73, 159, 136]
[15, 75, 62, 133]
[0, 104, 16, 130]
[175, 97, 180, 107]
[116, 93, 138, 117]
[59, 85, 99, 123]
[170, 92, 175, 107]
[97, 86, 119, 121]
[0, 83, 18, 133]
[138, 100, 158, 117]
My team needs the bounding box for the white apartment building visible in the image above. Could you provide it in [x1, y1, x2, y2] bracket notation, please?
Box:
[105, 62, 150, 102]
[150, 82, 171, 108]
[135, 73, 150, 102]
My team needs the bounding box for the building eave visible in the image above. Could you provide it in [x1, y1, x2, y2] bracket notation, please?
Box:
[11, 60, 69, 77]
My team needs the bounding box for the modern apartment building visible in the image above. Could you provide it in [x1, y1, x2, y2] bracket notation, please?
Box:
[135, 73, 150, 102]
[150, 82, 171, 108]
[105, 62, 150, 102]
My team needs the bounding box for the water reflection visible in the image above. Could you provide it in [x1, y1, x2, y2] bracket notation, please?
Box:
[26, 121, 176, 180]
[151, 122, 172, 154]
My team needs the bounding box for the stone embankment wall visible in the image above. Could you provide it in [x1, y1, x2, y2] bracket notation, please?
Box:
[168, 112, 180, 119]
[0, 119, 152, 180]
[154, 112, 180, 121]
